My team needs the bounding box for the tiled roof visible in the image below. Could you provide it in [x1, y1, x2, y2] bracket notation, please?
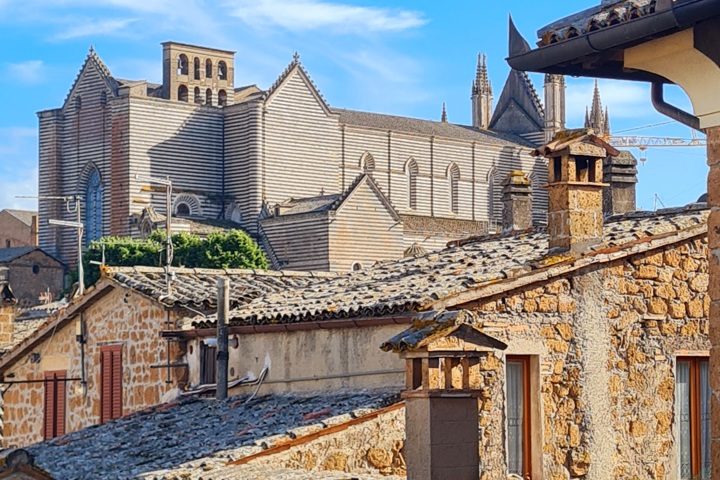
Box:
[0, 301, 65, 355]
[26, 388, 400, 480]
[536, 0, 659, 46]
[333, 108, 537, 147]
[184, 205, 708, 328]
[2, 209, 36, 227]
[105, 266, 337, 310]
[273, 194, 342, 216]
[0, 247, 37, 264]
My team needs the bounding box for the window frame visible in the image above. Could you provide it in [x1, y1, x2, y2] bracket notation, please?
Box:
[43, 370, 67, 440]
[676, 356, 711, 480]
[200, 342, 217, 385]
[100, 344, 123, 424]
[506, 355, 532, 480]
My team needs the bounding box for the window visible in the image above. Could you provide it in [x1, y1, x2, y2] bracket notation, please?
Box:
[193, 57, 201, 80]
[360, 153, 375, 174]
[44, 370, 66, 440]
[406, 159, 418, 210]
[200, 342, 217, 385]
[74, 96, 82, 111]
[5, 240, 9, 248]
[506, 356, 531, 479]
[676, 357, 711, 480]
[177, 54, 189, 75]
[100, 90, 107, 107]
[194, 86, 201, 104]
[218, 61, 227, 80]
[205, 88, 212, 106]
[100, 345, 123, 423]
[32, 265, 40, 275]
[178, 85, 189, 102]
[175, 203, 190, 217]
[85, 168, 103, 245]
[205, 59, 213, 78]
[351, 262, 363, 272]
[448, 163, 460, 214]
[218, 89, 227, 106]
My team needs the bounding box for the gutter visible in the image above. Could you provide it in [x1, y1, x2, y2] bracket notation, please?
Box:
[507, 0, 720, 75]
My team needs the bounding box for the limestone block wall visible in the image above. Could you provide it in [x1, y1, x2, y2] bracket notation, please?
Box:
[603, 239, 710, 479]
[2, 288, 184, 448]
[7, 251, 65, 307]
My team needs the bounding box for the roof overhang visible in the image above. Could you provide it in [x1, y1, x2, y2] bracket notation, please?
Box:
[507, 0, 720, 129]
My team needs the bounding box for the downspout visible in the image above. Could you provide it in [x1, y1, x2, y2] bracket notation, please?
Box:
[650, 82, 702, 132]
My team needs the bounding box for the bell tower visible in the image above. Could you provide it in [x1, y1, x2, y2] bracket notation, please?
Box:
[543, 74, 565, 142]
[472, 53, 493, 129]
[161, 42, 236, 106]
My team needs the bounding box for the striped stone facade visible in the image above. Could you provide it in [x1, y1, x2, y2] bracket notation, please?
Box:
[38, 42, 558, 270]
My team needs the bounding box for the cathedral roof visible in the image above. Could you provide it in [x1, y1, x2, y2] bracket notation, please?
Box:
[488, 69, 544, 135]
[333, 109, 535, 147]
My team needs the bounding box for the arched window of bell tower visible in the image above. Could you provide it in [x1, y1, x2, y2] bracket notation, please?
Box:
[193, 57, 201, 80]
[177, 54, 189, 75]
[218, 61, 227, 80]
[194, 87, 201, 104]
[178, 85, 189, 102]
[205, 59, 213, 78]
[218, 89, 227, 106]
[205, 88, 212, 106]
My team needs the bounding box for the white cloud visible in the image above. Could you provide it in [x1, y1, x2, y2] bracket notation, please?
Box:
[229, 0, 426, 33]
[54, 17, 137, 40]
[6, 61, 45, 84]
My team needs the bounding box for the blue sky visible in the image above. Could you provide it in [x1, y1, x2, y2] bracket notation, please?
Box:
[0, 0, 708, 212]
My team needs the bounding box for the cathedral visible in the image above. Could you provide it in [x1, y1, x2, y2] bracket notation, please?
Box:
[38, 42, 576, 272]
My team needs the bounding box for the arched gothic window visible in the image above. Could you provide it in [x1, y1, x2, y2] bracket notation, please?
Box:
[487, 168, 498, 220]
[193, 57, 201, 80]
[205, 59, 213, 78]
[218, 61, 227, 80]
[194, 87, 201, 104]
[175, 203, 191, 217]
[85, 168, 103, 245]
[448, 163, 460, 214]
[360, 152, 375, 174]
[74, 96, 82, 111]
[177, 54, 189, 75]
[406, 158, 419, 210]
[205, 88, 212, 106]
[218, 89, 227, 106]
[178, 85, 189, 102]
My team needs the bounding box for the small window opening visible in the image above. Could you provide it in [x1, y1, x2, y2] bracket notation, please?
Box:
[218, 89, 227, 106]
[205, 59, 212, 78]
[74, 96, 82, 111]
[194, 87, 201, 104]
[218, 61, 227, 80]
[32, 265, 40, 275]
[4, 240, 10, 248]
[576, 157, 596, 182]
[193, 57, 201, 80]
[177, 54, 189, 75]
[175, 203, 191, 217]
[552, 158, 562, 183]
[178, 85, 189, 102]
[205, 88, 212, 106]
[351, 262, 363, 272]
[100, 91, 107, 107]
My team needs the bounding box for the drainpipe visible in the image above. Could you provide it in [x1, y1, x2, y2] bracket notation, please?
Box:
[216, 277, 229, 400]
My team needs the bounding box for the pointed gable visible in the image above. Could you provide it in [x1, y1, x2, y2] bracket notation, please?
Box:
[333, 174, 399, 221]
[489, 69, 544, 135]
[262, 55, 333, 116]
[62, 47, 119, 111]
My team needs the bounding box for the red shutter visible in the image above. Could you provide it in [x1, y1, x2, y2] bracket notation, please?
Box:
[44, 371, 66, 439]
[100, 345, 123, 423]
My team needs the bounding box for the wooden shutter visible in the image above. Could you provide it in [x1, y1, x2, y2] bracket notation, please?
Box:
[100, 345, 123, 423]
[44, 370, 66, 439]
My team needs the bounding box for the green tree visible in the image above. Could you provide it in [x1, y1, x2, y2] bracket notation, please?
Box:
[72, 229, 268, 292]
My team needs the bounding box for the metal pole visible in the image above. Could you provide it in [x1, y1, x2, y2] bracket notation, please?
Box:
[165, 179, 172, 297]
[76, 197, 85, 296]
[216, 277, 230, 400]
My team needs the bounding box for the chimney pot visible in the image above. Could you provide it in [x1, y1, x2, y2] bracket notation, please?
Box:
[501, 171, 533, 232]
[603, 151, 638, 217]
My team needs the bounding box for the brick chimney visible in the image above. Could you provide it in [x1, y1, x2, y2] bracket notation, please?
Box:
[0, 277, 17, 345]
[533, 129, 619, 253]
[603, 150, 638, 217]
[501, 170, 533, 232]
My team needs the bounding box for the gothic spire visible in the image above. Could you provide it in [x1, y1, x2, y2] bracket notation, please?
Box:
[475, 53, 491, 96]
[584, 106, 590, 129]
[604, 106, 611, 135]
[590, 79, 603, 131]
[441, 102, 448, 123]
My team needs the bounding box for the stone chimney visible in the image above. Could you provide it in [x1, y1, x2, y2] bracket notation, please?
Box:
[603, 151, 638, 217]
[0, 275, 17, 345]
[533, 129, 618, 253]
[501, 171, 533, 232]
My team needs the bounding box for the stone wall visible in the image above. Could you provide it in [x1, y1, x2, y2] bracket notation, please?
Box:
[457, 235, 709, 480]
[707, 127, 720, 480]
[2, 287, 184, 448]
[0, 212, 36, 248]
[7, 250, 65, 307]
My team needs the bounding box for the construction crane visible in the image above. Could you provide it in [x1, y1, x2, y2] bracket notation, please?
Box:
[603, 128, 705, 164]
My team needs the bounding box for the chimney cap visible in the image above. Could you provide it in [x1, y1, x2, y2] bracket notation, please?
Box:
[502, 170, 531, 187]
[532, 128, 620, 158]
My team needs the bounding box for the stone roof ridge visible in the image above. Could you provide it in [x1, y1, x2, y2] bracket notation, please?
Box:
[63, 45, 119, 108]
[105, 265, 337, 278]
[262, 53, 331, 113]
[606, 203, 711, 222]
[520, 70, 544, 117]
[331, 173, 400, 221]
[448, 226, 540, 248]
